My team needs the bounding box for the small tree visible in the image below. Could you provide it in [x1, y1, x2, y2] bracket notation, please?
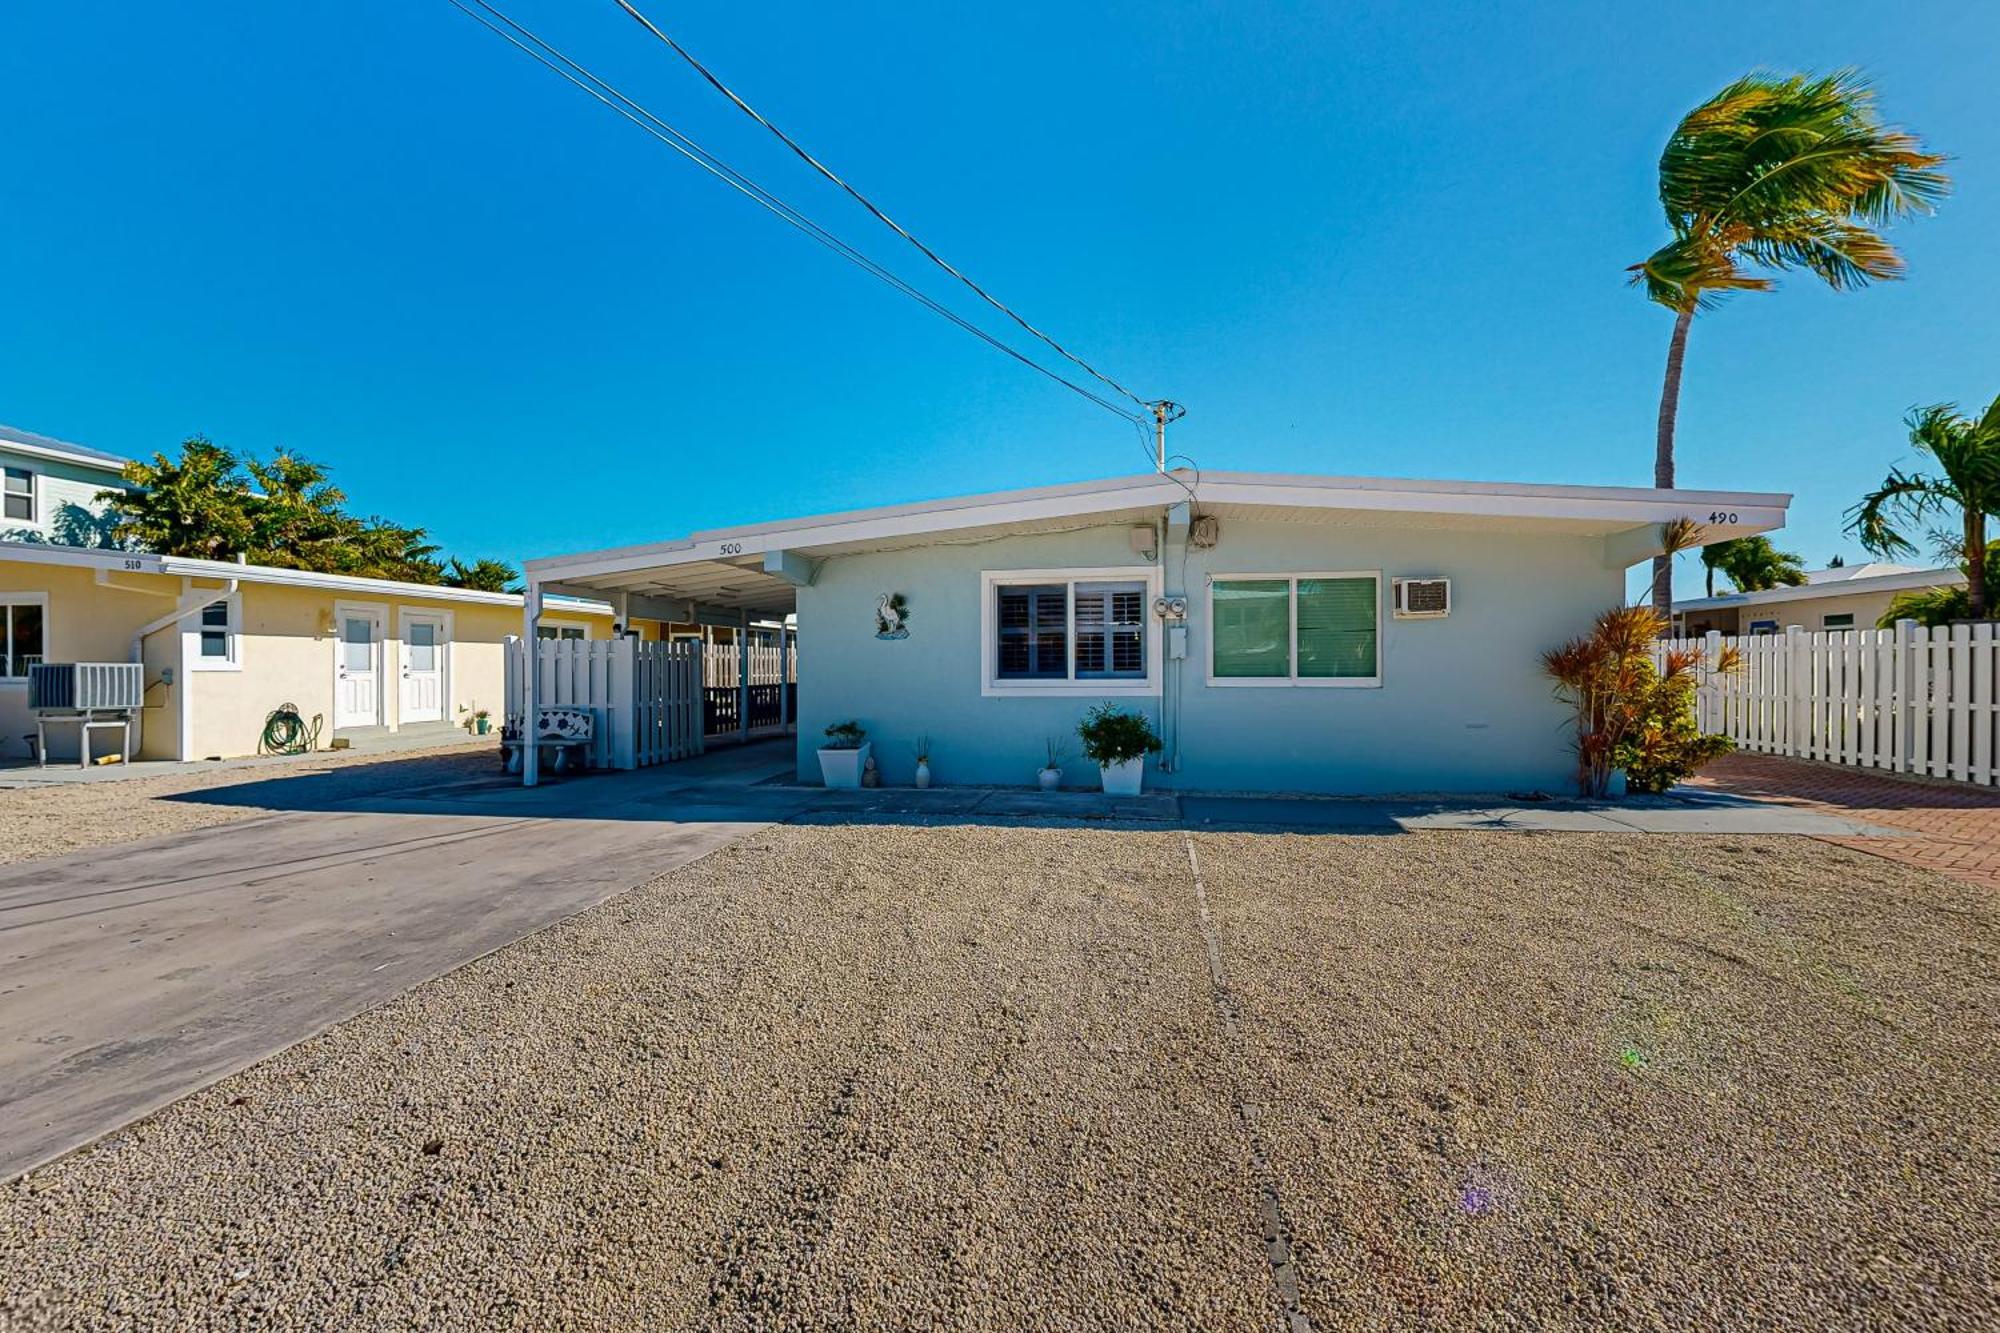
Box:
[1703, 535, 1808, 593]
[443, 557, 522, 593]
[1848, 396, 2000, 619]
[1543, 605, 1738, 797]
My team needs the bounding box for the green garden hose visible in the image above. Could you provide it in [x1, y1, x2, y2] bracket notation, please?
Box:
[258, 704, 323, 756]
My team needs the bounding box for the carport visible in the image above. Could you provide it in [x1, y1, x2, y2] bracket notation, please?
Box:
[519, 544, 801, 785]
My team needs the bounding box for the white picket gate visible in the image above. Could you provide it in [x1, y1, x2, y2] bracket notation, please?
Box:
[504, 637, 707, 769]
[1665, 620, 2000, 785]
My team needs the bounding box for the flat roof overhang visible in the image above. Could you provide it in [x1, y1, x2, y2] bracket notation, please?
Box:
[526, 470, 1794, 619]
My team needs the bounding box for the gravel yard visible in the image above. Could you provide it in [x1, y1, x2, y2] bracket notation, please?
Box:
[2, 825, 1994, 1330]
[0, 744, 494, 866]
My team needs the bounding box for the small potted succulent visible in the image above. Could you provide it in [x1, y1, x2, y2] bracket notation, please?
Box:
[1076, 704, 1161, 797]
[912, 734, 933, 789]
[1037, 738, 1066, 791]
[818, 720, 871, 789]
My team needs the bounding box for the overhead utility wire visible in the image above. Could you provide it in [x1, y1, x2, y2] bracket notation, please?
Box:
[445, 0, 1146, 425]
[607, 0, 1153, 416]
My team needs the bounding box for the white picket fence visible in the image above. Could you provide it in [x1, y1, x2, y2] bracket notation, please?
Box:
[1667, 621, 2000, 785]
[504, 637, 707, 769]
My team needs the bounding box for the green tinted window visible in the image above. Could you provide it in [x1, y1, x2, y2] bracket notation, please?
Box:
[1297, 577, 1377, 678]
[1212, 580, 1290, 677]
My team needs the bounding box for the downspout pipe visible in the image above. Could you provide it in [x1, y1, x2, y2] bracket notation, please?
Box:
[130, 577, 239, 663]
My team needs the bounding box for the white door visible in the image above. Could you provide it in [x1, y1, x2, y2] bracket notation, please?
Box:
[335, 612, 381, 729]
[400, 614, 446, 723]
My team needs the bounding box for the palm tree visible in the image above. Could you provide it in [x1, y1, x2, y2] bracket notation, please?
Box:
[1632, 71, 1948, 617]
[1704, 535, 1807, 593]
[443, 557, 522, 593]
[1849, 397, 2000, 619]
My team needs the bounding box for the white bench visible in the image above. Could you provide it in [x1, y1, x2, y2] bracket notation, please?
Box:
[500, 707, 596, 775]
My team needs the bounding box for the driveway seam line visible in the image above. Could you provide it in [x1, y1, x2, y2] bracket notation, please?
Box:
[1182, 833, 1312, 1333]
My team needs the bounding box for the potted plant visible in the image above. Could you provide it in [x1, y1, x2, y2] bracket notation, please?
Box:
[1037, 738, 1066, 791]
[472, 708, 491, 736]
[1076, 704, 1160, 797]
[818, 720, 871, 789]
[912, 733, 933, 789]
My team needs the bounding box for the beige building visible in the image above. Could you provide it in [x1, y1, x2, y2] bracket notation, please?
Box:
[0, 544, 620, 763]
[1672, 562, 1963, 637]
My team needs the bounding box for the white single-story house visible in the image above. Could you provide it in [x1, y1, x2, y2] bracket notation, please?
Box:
[524, 470, 1791, 794]
[1672, 562, 1962, 636]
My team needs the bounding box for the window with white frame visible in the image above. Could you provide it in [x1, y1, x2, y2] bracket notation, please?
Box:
[2, 596, 47, 678]
[1209, 573, 1380, 686]
[188, 596, 240, 669]
[536, 624, 587, 641]
[1822, 612, 1855, 629]
[2, 468, 34, 523]
[982, 568, 1160, 695]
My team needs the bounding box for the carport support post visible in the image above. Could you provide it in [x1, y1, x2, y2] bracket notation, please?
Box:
[737, 610, 751, 743]
[522, 579, 541, 787]
[779, 625, 792, 733]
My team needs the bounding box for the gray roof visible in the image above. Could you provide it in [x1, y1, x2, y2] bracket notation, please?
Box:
[0, 422, 133, 470]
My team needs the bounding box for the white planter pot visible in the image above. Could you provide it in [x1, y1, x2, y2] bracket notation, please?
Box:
[1037, 766, 1062, 791]
[914, 760, 931, 789]
[1098, 756, 1144, 796]
[818, 742, 872, 790]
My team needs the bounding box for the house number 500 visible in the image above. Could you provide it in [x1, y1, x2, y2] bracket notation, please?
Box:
[1707, 511, 1739, 524]
[718, 542, 742, 555]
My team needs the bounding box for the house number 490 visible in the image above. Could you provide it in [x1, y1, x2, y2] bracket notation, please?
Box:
[1707, 511, 1739, 524]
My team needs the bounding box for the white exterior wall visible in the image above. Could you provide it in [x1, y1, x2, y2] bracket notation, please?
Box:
[0, 447, 126, 547]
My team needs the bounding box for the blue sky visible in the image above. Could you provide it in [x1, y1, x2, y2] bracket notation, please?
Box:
[2, 1, 1993, 598]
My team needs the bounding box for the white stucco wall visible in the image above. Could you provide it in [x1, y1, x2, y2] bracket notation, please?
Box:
[794, 516, 1622, 795]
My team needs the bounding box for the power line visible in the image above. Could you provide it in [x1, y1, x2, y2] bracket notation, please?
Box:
[443, 0, 1147, 425]
[606, 0, 1153, 416]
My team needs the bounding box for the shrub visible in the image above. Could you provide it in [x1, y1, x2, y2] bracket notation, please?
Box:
[1076, 704, 1161, 766]
[1614, 656, 1735, 793]
[822, 720, 866, 750]
[1543, 604, 1737, 797]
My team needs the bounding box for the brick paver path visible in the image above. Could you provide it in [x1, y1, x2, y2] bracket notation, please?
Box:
[1689, 752, 2000, 891]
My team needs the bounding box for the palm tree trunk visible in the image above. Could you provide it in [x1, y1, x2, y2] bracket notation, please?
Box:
[1968, 510, 1987, 620]
[1650, 306, 1695, 620]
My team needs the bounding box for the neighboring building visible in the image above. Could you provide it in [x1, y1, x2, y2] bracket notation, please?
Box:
[525, 470, 1791, 794]
[0, 423, 132, 548]
[0, 543, 618, 764]
[1672, 562, 1962, 636]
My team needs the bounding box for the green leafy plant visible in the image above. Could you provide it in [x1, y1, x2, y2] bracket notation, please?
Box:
[1543, 604, 1738, 797]
[1849, 396, 2000, 619]
[1700, 536, 1808, 595]
[822, 720, 866, 750]
[1615, 656, 1736, 794]
[1075, 704, 1161, 766]
[1631, 71, 1948, 616]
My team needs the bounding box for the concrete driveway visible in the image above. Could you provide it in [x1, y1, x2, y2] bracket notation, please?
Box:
[0, 753, 789, 1181]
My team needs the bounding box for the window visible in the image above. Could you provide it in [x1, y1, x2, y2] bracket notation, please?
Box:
[1822, 613, 1855, 629]
[2, 597, 46, 679]
[2, 468, 33, 523]
[1749, 619, 1779, 635]
[189, 596, 240, 669]
[536, 624, 587, 641]
[981, 567, 1162, 696]
[407, 621, 438, 670]
[1209, 573, 1380, 687]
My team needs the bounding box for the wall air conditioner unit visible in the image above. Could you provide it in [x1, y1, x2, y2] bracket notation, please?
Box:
[1392, 577, 1451, 619]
